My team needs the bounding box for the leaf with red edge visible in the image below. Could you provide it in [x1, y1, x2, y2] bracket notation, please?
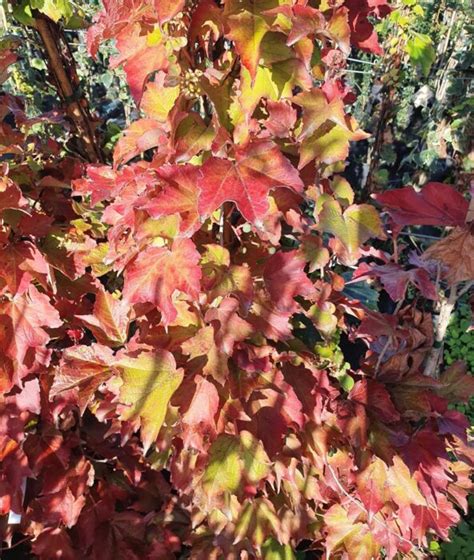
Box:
[205, 297, 253, 354]
[202, 431, 270, 498]
[181, 325, 229, 385]
[77, 288, 130, 347]
[324, 504, 378, 560]
[0, 241, 50, 296]
[173, 113, 215, 163]
[50, 344, 116, 413]
[318, 199, 384, 261]
[224, 0, 270, 80]
[373, 183, 468, 227]
[201, 245, 254, 310]
[114, 119, 169, 166]
[386, 456, 426, 509]
[293, 88, 346, 141]
[198, 141, 303, 225]
[264, 250, 314, 313]
[298, 118, 368, 168]
[327, 7, 351, 55]
[140, 71, 180, 122]
[141, 164, 201, 237]
[122, 239, 201, 327]
[299, 235, 330, 273]
[111, 24, 169, 103]
[286, 5, 325, 46]
[357, 457, 390, 515]
[0, 286, 62, 388]
[181, 375, 219, 452]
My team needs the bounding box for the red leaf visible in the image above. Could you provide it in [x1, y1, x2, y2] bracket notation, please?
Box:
[123, 239, 201, 326]
[205, 297, 253, 354]
[197, 142, 303, 225]
[111, 24, 169, 103]
[142, 164, 201, 237]
[0, 286, 61, 388]
[353, 262, 438, 301]
[31, 527, 76, 560]
[373, 183, 468, 226]
[264, 250, 314, 313]
[50, 344, 116, 413]
[0, 241, 50, 296]
[0, 175, 26, 212]
[77, 288, 130, 347]
[249, 292, 293, 342]
[181, 375, 219, 452]
[114, 119, 169, 166]
[264, 100, 297, 138]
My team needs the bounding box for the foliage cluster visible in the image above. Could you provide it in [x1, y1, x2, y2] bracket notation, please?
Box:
[0, 1, 473, 559]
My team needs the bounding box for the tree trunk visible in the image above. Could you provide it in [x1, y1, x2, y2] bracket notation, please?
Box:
[31, 13, 103, 163]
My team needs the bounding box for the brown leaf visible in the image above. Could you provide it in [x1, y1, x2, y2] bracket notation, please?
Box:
[423, 227, 474, 285]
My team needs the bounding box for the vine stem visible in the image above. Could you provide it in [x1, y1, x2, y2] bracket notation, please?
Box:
[374, 298, 405, 376]
[31, 13, 103, 162]
[423, 280, 473, 378]
[0, 536, 32, 552]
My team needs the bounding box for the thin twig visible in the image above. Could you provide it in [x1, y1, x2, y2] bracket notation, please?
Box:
[343, 69, 375, 75]
[374, 299, 405, 376]
[457, 280, 474, 299]
[394, 231, 443, 242]
[0, 536, 32, 551]
[347, 57, 376, 66]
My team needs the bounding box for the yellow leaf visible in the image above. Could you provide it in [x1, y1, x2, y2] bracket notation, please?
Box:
[118, 350, 184, 451]
[318, 199, 383, 255]
[141, 72, 180, 122]
[202, 431, 270, 496]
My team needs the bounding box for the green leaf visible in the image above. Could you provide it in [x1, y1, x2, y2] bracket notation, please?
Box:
[262, 537, 296, 559]
[202, 431, 270, 496]
[30, 0, 73, 22]
[202, 434, 242, 494]
[318, 199, 384, 257]
[406, 33, 435, 77]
